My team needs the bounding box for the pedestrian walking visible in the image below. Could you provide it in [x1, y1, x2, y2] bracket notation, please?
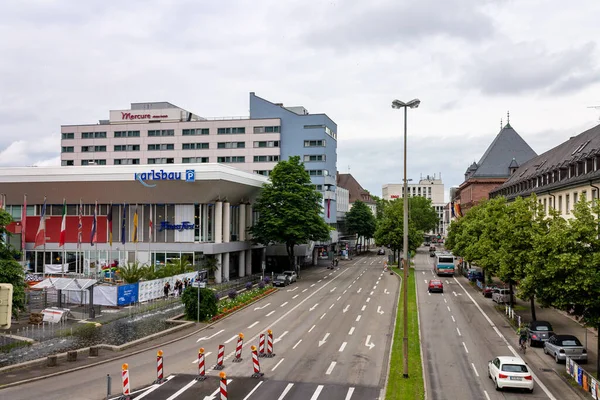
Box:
[164, 282, 170, 298]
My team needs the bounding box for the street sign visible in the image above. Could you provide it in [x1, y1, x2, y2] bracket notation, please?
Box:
[192, 281, 206, 288]
[261, 261, 266, 271]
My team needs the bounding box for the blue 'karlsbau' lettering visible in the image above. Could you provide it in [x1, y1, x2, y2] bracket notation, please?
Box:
[135, 170, 183, 186]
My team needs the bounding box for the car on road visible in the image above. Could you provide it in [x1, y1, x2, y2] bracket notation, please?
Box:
[428, 279, 444, 293]
[377, 248, 385, 255]
[283, 271, 297, 283]
[544, 334, 587, 364]
[482, 285, 497, 298]
[526, 321, 554, 347]
[273, 274, 291, 287]
[492, 288, 512, 303]
[488, 356, 534, 393]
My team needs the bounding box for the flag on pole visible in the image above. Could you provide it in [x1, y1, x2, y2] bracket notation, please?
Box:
[34, 197, 47, 248]
[77, 199, 83, 248]
[90, 201, 98, 246]
[121, 204, 126, 245]
[132, 207, 138, 243]
[107, 203, 113, 246]
[59, 199, 67, 247]
[148, 204, 153, 242]
[21, 194, 27, 250]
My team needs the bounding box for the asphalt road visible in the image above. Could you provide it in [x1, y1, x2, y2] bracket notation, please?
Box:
[0, 253, 399, 400]
[417, 247, 584, 400]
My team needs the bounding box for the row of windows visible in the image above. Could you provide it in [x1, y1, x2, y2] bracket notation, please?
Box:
[540, 190, 592, 216]
[63, 141, 281, 153]
[254, 155, 279, 162]
[114, 144, 140, 152]
[308, 169, 329, 176]
[182, 143, 210, 150]
[217, 156, 245, 163]
[148, 143, 175, 151]
[303, 154, 325, 162]
[304, 140, 326, 147]
[61, 156, 278, 166]
[5, 204, 111, 219]
[303, 125, 337, 140]
[62, 126, 281, 140]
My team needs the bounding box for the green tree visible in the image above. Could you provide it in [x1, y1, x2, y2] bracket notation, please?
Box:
[345, 200, 376, 253]
[408, 196, 439, 233]
[374, 199, 422, 258]
[0, 209, 26, 318]
[249, 156, 330, 277]
[182, 286, 218, 321]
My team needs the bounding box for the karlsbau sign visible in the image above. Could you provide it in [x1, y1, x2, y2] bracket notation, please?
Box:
[135, 169, 195, 187]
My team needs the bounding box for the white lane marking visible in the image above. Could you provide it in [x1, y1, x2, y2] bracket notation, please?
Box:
[293, 339, 302, 349]
[456, 327, 462, 336]
[166, 378, 205, 400]
[451, 315, 456, 323]
[422, 271, 425, 275]
[428, 292, 431, 296]
[309, 325, 316, 333]
[384, 289, 390, 294]
[192, 352, 212, 363]
[135, 376, 176, 398]
[343, 305, 349, 313]
[309, 303, 319, 311]
[373, 285, 377, 290]
[318, 280, 322, 283]
[444, 298, 447, 303]
[370, 291, 374, 295]
[471, 363, 479, 377]
[196, 329, 225, 343]
[319, 333, 330, 347]
[242, 381, 264, 400]
[345, 387, 355, 400]
[277, 383, 294, 400]
[310, 385, 325, 400]
[366, 297, 371, 303]
[330, 287, 337, 293]
[224, 335, 238, 344]
[447, 306, 451, 312]
[462, 342, 469, 353]
[320, 312, 327, 319]
[348, 326, 355, 335]
[302, 288, 308, 293]
[361, 305, 366, 311]
[483, 390, 491, 400]
[337, 296, 342, 301]
[343, 290, 347, 294]
[274, 330, 289, 343]
[357, 288, 362, 293]
[349, 284, 353, 289]
[254, 303, 271, 311]
[325, 362, 336, 375]
[453, 276, 557, 400]
[339, 342, 347, 352]
[247, 321, 259, 329]
[311, 284, 316, 287]
[281, 302, 289, 307]
[329, 304, 335, 309]
[356, 315, 361, 322]
[271, 358, 285, 372]
[293, 294, 299, 299]
[287, 287, 298, 292]
[424, 279, 428, 283]
[266, 310, 276, 317]
[453, 291, 457, 297]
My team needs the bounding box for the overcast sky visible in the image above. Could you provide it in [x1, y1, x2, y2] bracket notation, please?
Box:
[2, 0, 600, 201]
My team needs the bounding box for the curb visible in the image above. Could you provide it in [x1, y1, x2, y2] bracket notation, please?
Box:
[0, 287, 281, 389]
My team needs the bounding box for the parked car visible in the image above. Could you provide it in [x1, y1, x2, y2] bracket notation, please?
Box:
[492, 288, 512, 303]
[273, 275, 291, 287]
[526, 321, 554, 347]
[488, 356, 534, 393]
[377, 248, 385, 255]
[282, 271, 297, 283]
[544, 334, 587, 363]
[428, 279, 444, 293]
[468, 270, 484, 282]
[482, 285, 497, 298]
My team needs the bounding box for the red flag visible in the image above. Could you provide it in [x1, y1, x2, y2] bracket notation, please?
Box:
[107, 203, 113, 246]
[149, 204, 153, 242]
[59, 199, 67, 247]
[34, 197, 47, 248]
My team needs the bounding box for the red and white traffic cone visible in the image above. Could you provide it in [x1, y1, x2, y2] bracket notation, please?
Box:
[121, 363, 131, 399]
[154, 350, 165, 384]
[233, 333, 244, 363]
[196, 348, 206, 381]
[214, 344, 225, 370]
[258, 333, 266, 357]
[219, 371, 228, 400]
[250, 345, 264, 378]
[266, 329, 276, 358]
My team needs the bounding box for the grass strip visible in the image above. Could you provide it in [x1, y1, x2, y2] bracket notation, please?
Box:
[386, 267, 425, 400]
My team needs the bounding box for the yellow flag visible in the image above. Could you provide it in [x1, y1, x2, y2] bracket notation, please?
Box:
[132, 208, 138, 243]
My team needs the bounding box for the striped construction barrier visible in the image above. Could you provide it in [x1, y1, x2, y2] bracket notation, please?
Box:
[233, 333, 244, 363]
[121, 363, 131, 399]
[258, 333, 266, 357]
[214, 344, 225, 370]
[266, 329, 276, 358]
[220, 371, 228, 400]
[154, 350, 165, 384]
[251, 345, 264, 378]
[196, 348, 206, 381]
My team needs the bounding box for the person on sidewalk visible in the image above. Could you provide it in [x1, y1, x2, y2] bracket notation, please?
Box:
[517, 324, 528, 348]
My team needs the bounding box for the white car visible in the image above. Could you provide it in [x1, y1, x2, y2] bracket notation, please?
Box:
[283, 271, 297, 283]
[488, 356, 534, 393]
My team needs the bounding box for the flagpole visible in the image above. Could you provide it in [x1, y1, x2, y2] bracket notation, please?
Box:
[22, 194, 26, 270]
[148, 204, 152, 266]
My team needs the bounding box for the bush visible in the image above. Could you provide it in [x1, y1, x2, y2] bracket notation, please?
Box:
[228, 289, 238, 299]
[182, 287, 219, 321]
[214, 292, 221, 302]
[264, 276, 270, 284]
[245, 282, 253, 290]
[258, 281, 265, 289]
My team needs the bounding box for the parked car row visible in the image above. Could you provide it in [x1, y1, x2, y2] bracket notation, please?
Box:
[525, 320, 588, 364]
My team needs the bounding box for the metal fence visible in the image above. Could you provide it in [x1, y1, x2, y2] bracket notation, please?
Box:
[566, 356, 599, 398]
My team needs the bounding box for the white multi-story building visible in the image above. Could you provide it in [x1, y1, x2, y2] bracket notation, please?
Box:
[382, 174, 446, 235]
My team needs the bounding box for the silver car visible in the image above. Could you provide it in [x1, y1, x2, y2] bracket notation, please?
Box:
[544, 334, 587, 364]
[526, 321, 554, 347]
[283, 271, 297, 283]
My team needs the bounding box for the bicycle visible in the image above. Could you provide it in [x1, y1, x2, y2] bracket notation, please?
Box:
[519, 339, 527, 354]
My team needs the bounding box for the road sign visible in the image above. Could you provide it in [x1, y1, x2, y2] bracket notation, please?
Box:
[193, 281, 206, 288]
[261, 261, 266, 271]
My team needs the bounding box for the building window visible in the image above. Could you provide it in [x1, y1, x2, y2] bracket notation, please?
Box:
[254, 170, 271, 176]
[114, 144, 140, 151]
[61, 160, 74, 166]
[81, 145, 107, 152]
[217, 142, 245, 149]
[148, 158, 175, 164]
[304, 124, 324, 129]
[61, 132, 74, 140]
[314, 184, 323, 191]
[148, 129, 174, 137]
[182, 143, 210, 150]
[61, 146, 74, 153]
[148, 143, 175, 151]
[308, 170, 327, 176]
[253, 126, 280, 133]
[81, 159, 106, 166]
[217, 127, 246, 134]
[114, 158, 140, 165]
[217, 156, 245, 163]
[566, 194, 570, 214]
[573, 192, 578, 204]
[303, 154, 325, 162]
[81, 132, 107, 139]
[304, 140, 326, 147]
[582, 191, 587, 202]
[325, 126, 337, 140]
[182, 128, 209, 136]
[253, 141, 279, 148]
[182, 157, 209, 163]
[558, 195, 562, 214]
[114, 131, 141, 138]
[253, 155, 280, 162]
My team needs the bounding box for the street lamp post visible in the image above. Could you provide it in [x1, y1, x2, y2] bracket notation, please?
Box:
[392, 98, 420, 379]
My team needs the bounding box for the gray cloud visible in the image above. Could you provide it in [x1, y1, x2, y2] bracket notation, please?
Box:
[461, 41, 600, 95]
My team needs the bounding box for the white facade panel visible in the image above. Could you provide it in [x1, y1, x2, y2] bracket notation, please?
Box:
[174, 205, 195, 242]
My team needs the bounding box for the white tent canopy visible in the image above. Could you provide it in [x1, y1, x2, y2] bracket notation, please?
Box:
[32, 278, 97, 291]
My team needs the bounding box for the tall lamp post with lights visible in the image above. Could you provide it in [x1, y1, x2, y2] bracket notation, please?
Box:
[391, 98, 420, 378]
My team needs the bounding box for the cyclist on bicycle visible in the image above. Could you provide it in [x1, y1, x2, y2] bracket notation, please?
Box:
[517, 324, 528, 348]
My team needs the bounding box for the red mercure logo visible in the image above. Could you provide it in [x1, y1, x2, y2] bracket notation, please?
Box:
[120, 112, 169, 120]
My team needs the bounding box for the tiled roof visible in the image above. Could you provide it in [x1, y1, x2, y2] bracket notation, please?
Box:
[337, 173, 376, 204]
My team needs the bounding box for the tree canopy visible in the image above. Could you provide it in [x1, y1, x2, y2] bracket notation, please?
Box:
[374, 198, 430, 255]
[0, 208, 26, 318]
[249, 156, 330, 275]
[345, 200, 376, 252]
